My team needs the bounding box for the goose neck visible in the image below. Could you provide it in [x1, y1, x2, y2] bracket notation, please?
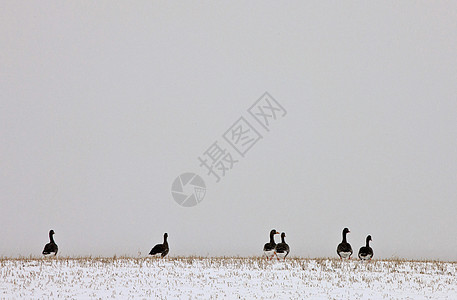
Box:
[270, 233, 276, 244]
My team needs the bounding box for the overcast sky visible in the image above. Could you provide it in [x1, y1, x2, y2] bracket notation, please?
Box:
[1, 1, 456, 260]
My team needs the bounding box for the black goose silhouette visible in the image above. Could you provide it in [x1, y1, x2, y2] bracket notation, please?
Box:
[275, 232, 290, 260]
[149, 233, 169, 258]
[263, 229, 279, 259]
[358, 235, 373, 261]
[336, 228, 353, 259]
[42, 230, 58, 256]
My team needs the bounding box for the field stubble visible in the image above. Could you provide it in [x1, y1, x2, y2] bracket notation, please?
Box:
[1, 256, 456, 299]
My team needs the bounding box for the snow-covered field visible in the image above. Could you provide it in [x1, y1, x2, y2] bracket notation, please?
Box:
[1, 257, 456, 299]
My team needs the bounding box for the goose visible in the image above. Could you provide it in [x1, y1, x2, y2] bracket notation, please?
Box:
[358, 235, 373, 261]
[336, 228, 352, 259]
[275, 232, 290, 260]
[42, 230, 58, 256]
[263, 229, 279, 259]
[149, 233, 169, 258]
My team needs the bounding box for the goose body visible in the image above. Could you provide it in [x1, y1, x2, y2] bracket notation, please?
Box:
[263, 229, 279, 259]
[275, 232, 290, 260]
[42, 230, 58, 256]
[149, 233, 169, 258]
[358, 235, 373, 261]
[337, 228, 352, 259]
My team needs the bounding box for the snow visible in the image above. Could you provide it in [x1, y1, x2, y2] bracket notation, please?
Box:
[1, 257, 456, 299]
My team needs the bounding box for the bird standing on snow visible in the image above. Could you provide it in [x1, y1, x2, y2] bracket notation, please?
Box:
[42, 229, 58, 256]
[263, 229, 279, 259]
[149, 233, 169, 258]
[275, 232, 290, 260]
[358, 235, 373, 261]
[337, 227, 353, 259]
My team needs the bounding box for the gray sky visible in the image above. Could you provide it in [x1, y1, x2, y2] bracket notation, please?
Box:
[1, 1, 456, 260]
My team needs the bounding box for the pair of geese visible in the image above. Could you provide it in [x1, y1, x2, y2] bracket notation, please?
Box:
[42, 230, 170, 258]
[263, 230, 290, 260]
[337, 228, 374, 260]
[262, 228, 374, 261]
